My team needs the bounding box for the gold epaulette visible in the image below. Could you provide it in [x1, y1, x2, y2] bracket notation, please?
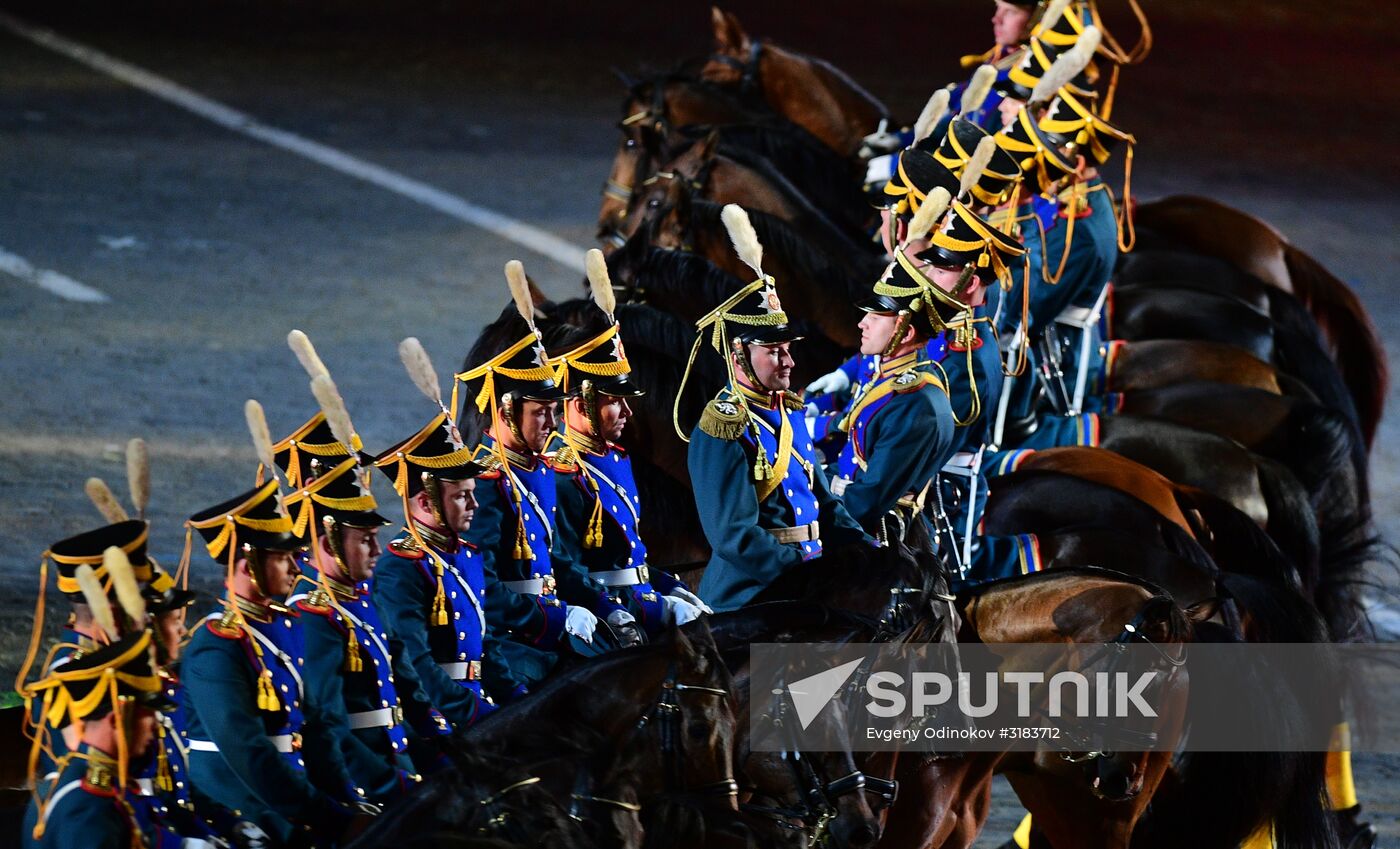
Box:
[468, 444, 504, 473]
[781, 391, 805, 412]
[891, 368, 946, 395]
[698, 398, 748, 440]
[549, 443, 579, 472]
[386, 537, 425, 560]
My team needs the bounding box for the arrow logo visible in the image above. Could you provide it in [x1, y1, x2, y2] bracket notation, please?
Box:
[788, 658, 864, 729]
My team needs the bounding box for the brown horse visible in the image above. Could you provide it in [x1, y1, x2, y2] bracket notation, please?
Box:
[640, 177, 874, 349]
[1102, 339, 1291, 396]
[702, 8, 888, 157]
[873, 570, 1193, 849]
[621, 131, 871, 266]
[598, 74, 759, 242]
[1133, 195, 1387, 448]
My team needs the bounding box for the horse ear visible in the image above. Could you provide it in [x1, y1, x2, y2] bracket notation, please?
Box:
[711, 7, 749, 52]
[698, 128, 721, 161]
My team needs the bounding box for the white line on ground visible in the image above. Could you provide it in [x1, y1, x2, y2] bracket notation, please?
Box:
[0, 245, 109, 302]
[0, 432, 251, 460]
[0, 12, 589, 274]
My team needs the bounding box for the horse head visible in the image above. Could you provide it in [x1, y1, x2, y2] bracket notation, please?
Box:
[703, 7, 757, 88]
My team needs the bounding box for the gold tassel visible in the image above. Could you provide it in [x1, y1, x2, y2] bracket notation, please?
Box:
[431, 563, 448, 626]
[258, 670, 280, 713]
[514, 517, 534, 561]
[753, 444, 772, 482]
[155, 724, 174, 792]
[585, 497, 604, 549]
[344, 627, 363, 673]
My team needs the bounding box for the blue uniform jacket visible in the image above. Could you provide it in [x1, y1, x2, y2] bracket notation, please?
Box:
[22, 745, 180, 849]
[181, 607, 350, 843]
[548, 431, 689, 638]
[830, 351, 956, 532]
[690, 386, 866, 612]
[290, 569, 414, 802]
[372, 529, 506, 727]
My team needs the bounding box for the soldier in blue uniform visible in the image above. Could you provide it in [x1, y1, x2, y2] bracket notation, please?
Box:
[286, 443, 425, 803]
[456, 261, 619, 689]
[546, 251, 711, 640]
[21, 629, 180, 849]
[181, 474, 368, 846]
[19, 520, 160, 780]
[678, 205, 868, 611]
[371, 338, 513, 730]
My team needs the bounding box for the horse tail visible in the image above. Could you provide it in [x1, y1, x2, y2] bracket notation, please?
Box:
[1253, 458, 1323, 597]
[1134, 573, 1338, 849]
[1175, 484, 1311, 593]
[1282, 243, 1388, 450]
[1266, 287, 1367, 459]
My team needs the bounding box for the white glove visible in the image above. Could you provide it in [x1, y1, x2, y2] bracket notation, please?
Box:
[668, 587, 714, 615]
[565, 606, 598, 643]
[180, 840, 219, 849]
[230, 821, 270, 849]
[662, 594, 704, 626]
[805, 368, 851, 398]
[606, 609, 637, 628]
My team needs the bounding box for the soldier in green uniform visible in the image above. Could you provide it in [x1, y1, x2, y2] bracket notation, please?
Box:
[180, 466, 368, 846]
[21, 629, 178, 849]
[372, 338, 516, 728]
[679, 205, 868, 612]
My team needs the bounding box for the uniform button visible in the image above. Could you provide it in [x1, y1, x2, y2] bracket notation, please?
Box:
[280, 684, 289, 693]
[297, 658, 304, 666]
[454, 612, 461, 620]
[450, 591, 458, 599]
[297, 758, 305, 767]
[629, 541, 636, 549]
[283, 620, 292, 628]
[786, 489, 794, 497]
[175, 781, 184, 789]
[293, 700, 300, 708]
[611, 505, 618, 513]
[795, 507, 803, 517]
[529, 533, 536, 541]
[459, 653, 467, 660]
[458, 631, 466, 640]
[381, 699, 390, 708]
[377, 679, 384, 687]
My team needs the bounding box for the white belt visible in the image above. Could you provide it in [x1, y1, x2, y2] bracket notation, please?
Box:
[136, 778, 154, 795]
[439, 659, 482, 681]
[504, 578, 544, 595]
[347, 707, 400, 730]
[188, 734, 297, 754]
[941, 451, 981, 477]
[832, 477, 850, 496]
[590, 566, 650, 587]
[769, 521, 820, 545]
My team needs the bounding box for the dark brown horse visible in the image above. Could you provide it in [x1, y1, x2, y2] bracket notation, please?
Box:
[599, 74, 868, 247]
[1131, 195, 1387, 448]
[701, 8, 888, 157]
[620, 131, 872, 263]
[638, 178, 878, 349]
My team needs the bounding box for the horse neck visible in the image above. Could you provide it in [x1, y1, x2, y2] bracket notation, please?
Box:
[707, 157, 799, 221]
[966, 573, 1155, 644]
[669, 83, 750, 126]
[761, 47, 882, 156]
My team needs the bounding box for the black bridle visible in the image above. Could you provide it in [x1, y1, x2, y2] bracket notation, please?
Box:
[706, 39, 764, 96]
[743, 672, 898, 844]
[639, 663, 741, 801]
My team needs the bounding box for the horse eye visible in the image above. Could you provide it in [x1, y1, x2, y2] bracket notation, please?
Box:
[646, 198, 660, 209]
[624, 138, 637, 149]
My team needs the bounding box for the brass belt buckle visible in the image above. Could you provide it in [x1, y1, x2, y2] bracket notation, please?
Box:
[290, 732, 303, 752]
[391, 705, 404, 725]
[467, 660, 482, 681]
[637, 564, 650, 583]
[540, 574, 557, 596]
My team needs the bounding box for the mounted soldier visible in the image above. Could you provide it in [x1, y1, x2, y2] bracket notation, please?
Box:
[371, 338, 513, 730]
[680, 204, 869, 611]
[179, 404, 369, 846]
[456, 262, 621, 692]
[546, 249, 711, 641]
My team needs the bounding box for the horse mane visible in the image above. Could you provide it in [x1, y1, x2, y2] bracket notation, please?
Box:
[678, 123, 867, 221]
[690, 200, 883, 300]
[791, 49, 890, 120]
[696, 138, 876, 258]
[633, 244, 750, 316]
[624, 71, 768, 126]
